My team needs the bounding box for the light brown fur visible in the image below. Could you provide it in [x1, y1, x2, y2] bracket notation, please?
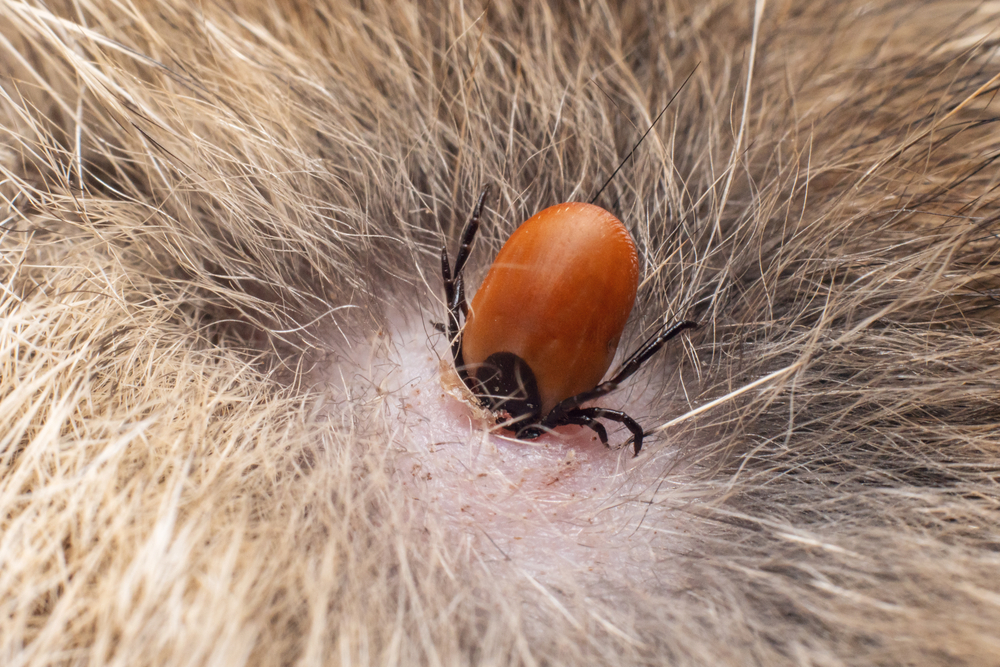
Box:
[2, 0, 1000, 664]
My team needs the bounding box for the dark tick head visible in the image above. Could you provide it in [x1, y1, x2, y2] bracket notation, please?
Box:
[470, 351, 542, 422]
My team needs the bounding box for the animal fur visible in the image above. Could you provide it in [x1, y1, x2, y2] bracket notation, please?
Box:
[2, 0, 999, 664]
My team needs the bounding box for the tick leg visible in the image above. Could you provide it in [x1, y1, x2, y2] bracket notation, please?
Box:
[563, 410, 609, 447]
[457, 275, 468, 319]
[513, 413, 610, 447]
[440, 248, 466, 372]
[607, 320, 699, 387]
[452, 187, 489, 281]
[440, 187, 490, 379]
[573, 407, 645, 456]
[551, 319, 698, 415]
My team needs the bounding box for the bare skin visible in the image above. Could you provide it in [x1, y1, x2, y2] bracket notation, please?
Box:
[1, 1, 999, 665]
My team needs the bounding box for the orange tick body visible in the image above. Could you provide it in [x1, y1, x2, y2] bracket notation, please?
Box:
[462, 203, 639, 415]
[441, 190, 696, 455]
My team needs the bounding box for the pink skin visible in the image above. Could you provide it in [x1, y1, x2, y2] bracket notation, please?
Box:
[348, 312, 693, 582]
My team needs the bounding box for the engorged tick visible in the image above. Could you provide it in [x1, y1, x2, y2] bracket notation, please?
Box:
[441, 190, 696, 455]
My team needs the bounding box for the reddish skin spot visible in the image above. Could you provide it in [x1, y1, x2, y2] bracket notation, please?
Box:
[461, 202, 640, 414]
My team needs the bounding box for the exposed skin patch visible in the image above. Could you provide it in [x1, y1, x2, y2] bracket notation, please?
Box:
[6, 0, 1000, 662]
[343, 316, 694, 583]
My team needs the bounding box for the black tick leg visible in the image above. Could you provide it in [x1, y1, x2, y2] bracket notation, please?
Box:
[572, 407, 645, 455]
[563, 410, 610, 447]
[440, 188, 490, 382]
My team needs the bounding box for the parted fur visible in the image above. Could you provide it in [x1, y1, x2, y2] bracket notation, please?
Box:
[2, 0, 1000, 664]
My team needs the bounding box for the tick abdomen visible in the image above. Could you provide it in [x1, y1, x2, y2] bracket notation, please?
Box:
[462, 203, 639, 414]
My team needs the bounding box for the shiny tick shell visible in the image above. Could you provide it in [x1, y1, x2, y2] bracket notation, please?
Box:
[461, 202, 640, 414]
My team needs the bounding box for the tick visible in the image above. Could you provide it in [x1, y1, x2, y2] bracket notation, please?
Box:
[441, 190, 696, 456]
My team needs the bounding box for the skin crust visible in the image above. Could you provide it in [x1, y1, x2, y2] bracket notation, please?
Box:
[462, 203, 639, 414]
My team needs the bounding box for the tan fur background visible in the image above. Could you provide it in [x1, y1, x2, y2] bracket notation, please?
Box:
[2, 0, 1000, 664]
